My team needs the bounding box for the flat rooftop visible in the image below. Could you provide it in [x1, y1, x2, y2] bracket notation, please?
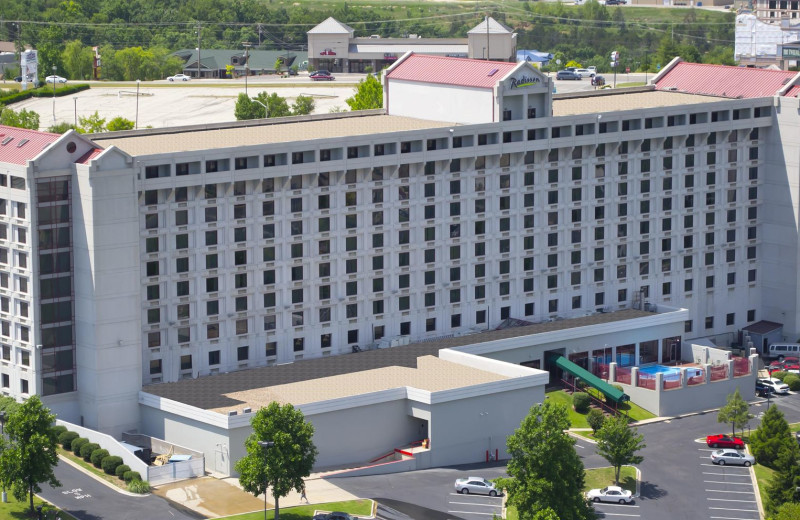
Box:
[143, 309, 651, 412]
[92, 90, 731, 157]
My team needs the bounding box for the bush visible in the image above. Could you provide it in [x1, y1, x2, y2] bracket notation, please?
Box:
[91, 448, 109, 468]
[123, 470, 142, 483]
[128, 479, 150, 494]
[81, 442, 100, 461]
[71, 437, 89, 455]
[0, 83, 90, 106]
[51, 425, 68, 439]
[587, 408, 606, 432]
[784, 374, 800, 391]
[772, 371, 789, 381]
[115, 464, 131, 479]
[102, 455, 123, 475]
[573, 392, 591, 413]
[58, 431, 79, 450]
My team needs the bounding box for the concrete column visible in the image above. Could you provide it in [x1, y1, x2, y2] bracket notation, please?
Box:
[680, 367, 688, 388]
[704, 363, 712, 384]
[635, 343, 641, 366]
[657, 342, 662, 364]
[631, 366, 639, 387]
[609, 362, 617, 382]
[656, 372, 663, 391]
[727, 359, 735, 380]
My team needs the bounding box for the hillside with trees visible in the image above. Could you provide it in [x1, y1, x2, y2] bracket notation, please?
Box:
[0, 0, 735, 80]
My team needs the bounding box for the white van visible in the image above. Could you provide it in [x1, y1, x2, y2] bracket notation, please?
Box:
[767, 343, 800, 360]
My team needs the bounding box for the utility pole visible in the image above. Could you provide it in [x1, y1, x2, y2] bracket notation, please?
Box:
[485, 14, 490, 60]
[196, 22, 202, 79]
[257, 24, 263, 46]
[242, 42, 251, 96]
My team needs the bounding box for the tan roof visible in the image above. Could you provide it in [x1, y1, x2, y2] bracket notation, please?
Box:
[553, 90, 728, 116]
[213, 356, 508, 413]
[92, 114, 453, 156]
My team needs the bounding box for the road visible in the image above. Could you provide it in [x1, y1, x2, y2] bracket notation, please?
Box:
[38, 459, 201, 520]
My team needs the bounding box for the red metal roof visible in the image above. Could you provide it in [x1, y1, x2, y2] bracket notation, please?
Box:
[785, 85, 800, 98]
[0, 125, 60, 165]
[385, 54, 518, 89]
[76, 147, 103, 164]
[655, 62, 798, 99]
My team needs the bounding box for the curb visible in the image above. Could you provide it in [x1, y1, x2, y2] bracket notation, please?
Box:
[58, 454, 148, 497]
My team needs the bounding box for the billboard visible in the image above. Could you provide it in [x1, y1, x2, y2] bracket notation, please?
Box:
[20, 50, 38, 90]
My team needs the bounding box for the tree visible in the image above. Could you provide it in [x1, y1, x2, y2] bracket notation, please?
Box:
[291, 95, 315, 116]
[495, 401, 593, 520]
[766, 442, 800, 515]
[234, 93, 262, 120]
[0, 396, 60, 514]
[717, 389, 752, 438]
[751, 405, 794, 467]
[0, 107, 40, 130]
[234, 402, 317, 520]
[79, 111, 107, 134]
[595, 415, 645, 486]
[772, 502, 800, 520]
[48, 122, 79, 134]
[106, 116, 135, 131]
[587, 408, 605, 433]
[532, 508, 560, 520]
[62, 40, 94, 81]
[259, 92, 291, 118]
[345, 73, 383, 111]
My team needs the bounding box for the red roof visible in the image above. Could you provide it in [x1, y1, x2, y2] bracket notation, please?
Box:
[655, 62, 798, 99]
[0, 125, 61, 165]
[386, 54, 518, 89]
[785, 85, 800, 98]
[76, 147, 103, 164]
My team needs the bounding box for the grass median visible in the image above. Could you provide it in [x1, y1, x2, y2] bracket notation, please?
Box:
[57, 447, 129, 490]
[0, 493, 78, 520]
[218, 499, 373, 520]
[546, 388, 656, 428]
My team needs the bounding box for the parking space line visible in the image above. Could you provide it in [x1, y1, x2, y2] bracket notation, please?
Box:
[704, 481, 754, 485]
[447, 510, 497, 516]
[700, 463, 751, 469]
[709, 516, 761, 520]
[708, 507, 760, 512]
[591, 503, 639, 508]
[707, 498, 757, 503]
[703, 472, 752, 477]
[448, 502, 503, 508]
[591, 512, 640, 517]
[706, 490, 755, 494]
[448, 493, 503, 499]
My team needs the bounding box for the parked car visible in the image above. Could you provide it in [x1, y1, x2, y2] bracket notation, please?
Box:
[556, 70, 582, 80]
[756, 379, 776, 398]
[706, 434, 745, 449]
[45, 75, 67, 84]
[575, 68, 595, 78]
[310, 70, 335, 81]
[606, 0, 627, 4]
[768, 359, 800, 375]
[312, 513, 357, 520]
[454, 476, 500, 496]
[710, 449, 755, 466]
[13, 76, 22, 82]
[167, 74, 191, 82]
[758, 378, 790, 394]
[586, 486, 634, 504]
[591, 75, 606, 87]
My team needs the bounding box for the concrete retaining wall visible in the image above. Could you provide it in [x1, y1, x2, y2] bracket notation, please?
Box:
[56, 420, 149, 475]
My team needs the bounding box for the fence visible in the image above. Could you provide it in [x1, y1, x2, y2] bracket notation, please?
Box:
[593, 363, 609, 380]
[732, 357, 750, 377]
[637, 373, 656, 390]
[663, 378, 681, 390]
[710, 365, 728, 381]
[687, 370, 705, 386]
[616, 366, 631, 385]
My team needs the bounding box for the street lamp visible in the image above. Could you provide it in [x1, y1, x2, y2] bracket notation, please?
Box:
[0, 410, 6, 503]
[256, 440, 274, 520]
[135, 79, 140, 129]
[242, 42, 252, 97]
[51, 65, 57, 123]
[252, 98, 269, 119]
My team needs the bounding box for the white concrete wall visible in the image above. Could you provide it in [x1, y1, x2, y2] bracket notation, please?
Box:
[386, 80, 494, 124]
[56, 419, 149, 475]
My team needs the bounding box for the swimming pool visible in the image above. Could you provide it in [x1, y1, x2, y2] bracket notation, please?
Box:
[639, 365, 703, 381]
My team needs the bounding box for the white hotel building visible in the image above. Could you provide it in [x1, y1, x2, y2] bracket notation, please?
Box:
[0, 55, 799, 440]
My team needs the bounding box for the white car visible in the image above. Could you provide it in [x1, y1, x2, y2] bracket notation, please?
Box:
[167, 74, 191, 82]
[45, 75, 67, 84]
[710, 449, 755, 467]
[586, 486, 633, 504]
[575, 68, 595, 78]
[759, 378, 790, 394]
[454, 476, 500, 496]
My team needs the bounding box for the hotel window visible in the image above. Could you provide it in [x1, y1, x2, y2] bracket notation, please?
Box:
[207, 323, 220, 339]
[178, 328, 191, 344]
[207, 300, 219, 316]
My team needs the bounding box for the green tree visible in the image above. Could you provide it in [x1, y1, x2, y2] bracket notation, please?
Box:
[345, 73, 383, 111]
[234, 402, 317, 520]
[62, 40, 94, 81]
[771, 502, 800, 520]
[717, 389, 752, 438]
[766, 442, 800, 515]
[0, 396, 60, 514]
[234, 93, 262, 120]
[106, 116, 135, 131]
[0, 107, 40, 130]
[587, 408, 605, 433]
[751, 405, 794, 467]
[495, 401, 593, 520]
[79, 111, 107, 134]
[291, 94, 315, 116]
[532, 508, 560, 520]
[258, 91, 291, 118]
[595, 415, 645, 486]
[48, 122, 79, 134]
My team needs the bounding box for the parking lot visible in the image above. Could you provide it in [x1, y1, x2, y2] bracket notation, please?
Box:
[697, 443, 760, 520]
[446, 491, 503, 518]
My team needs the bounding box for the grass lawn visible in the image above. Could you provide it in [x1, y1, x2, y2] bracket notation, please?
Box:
[57, 448, 132, 490]
[219, 499, 373, 520]
[614, 81, 647, 88]
[546, 388, 656, 428]
[0, 493, 78, 520]
[584, 466, 637, 494]
[753, 463, 774, 509]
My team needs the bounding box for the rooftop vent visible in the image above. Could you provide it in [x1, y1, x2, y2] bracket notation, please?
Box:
[243, 407, 252, 414]
[488, 68, 499, 77]
[228, 410, 238, 416]
[16, 138, 29, 148]
[1, 136, 13, 146]
[781, 78, 791, 85]
[665, 86, 679, 91]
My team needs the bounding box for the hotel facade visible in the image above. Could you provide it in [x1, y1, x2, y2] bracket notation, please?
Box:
[0, 55, 799, 440]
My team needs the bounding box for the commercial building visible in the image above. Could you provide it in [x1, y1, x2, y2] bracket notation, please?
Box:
[0, 54, 798, 471]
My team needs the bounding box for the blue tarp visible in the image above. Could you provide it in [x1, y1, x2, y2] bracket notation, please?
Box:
[517, 50, 553, 64]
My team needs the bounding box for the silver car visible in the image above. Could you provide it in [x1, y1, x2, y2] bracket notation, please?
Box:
[454, 476, 500, 496]
[759, 378, 790, 394]
[710, 449, 755, 466]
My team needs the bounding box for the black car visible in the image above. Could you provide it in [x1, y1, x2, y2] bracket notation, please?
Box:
[591, 75, 606, 87]
[756, 379, 775, 398]
[606, 0, 626, 4]
[13, 76, 22, 82]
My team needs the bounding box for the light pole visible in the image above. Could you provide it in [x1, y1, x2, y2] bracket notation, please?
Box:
[0, 410, 6, 503]
[51, 65, 57, 123]
[256, 440, 274, 520]
[252, 98, 268, 119]
[135, 79, 140, 129]
[242, 42, 252, 97]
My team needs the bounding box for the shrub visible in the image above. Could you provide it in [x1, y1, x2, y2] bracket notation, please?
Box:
[71, 437, 89, 455]
[102, 455, 123, 475]
[58, 431, 79, 450]
[115, 464, 131, 479]
[81, 442, 100, 461]
[123, 470, 142, 483]
[784, 374, 800, 391]
[128, 479, 150, 494]
[772, 371, 789, 381]
[612, 384, 624, 393]
[587, 408, 606, 432]
[91, 448, 110, 468]
[51, 425, 68, 439]
[573, 392, 591, 413]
